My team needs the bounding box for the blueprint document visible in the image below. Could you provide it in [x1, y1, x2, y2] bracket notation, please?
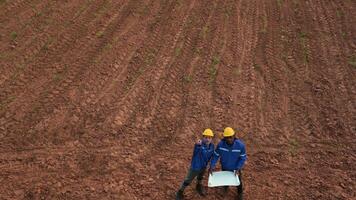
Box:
[208, 171, 240, 187]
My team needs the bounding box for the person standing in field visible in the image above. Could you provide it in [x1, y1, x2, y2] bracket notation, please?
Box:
[176, 129, 215, 200]
[209, 127, 247, 200]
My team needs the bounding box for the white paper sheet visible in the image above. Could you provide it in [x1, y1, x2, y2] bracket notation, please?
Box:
[208, 171, 240, 187]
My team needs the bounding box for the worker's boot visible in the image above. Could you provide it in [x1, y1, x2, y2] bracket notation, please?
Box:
[196, 183, 206, 196]
[176, 189, 184, 200]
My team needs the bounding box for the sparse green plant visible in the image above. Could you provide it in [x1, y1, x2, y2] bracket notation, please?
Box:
[113, 36, 119, 43]
[175, 47, 181, 57]
[124, 66, 146, 92]
[53, 64, 69, 82]
[299, 31, 309, 63]
[41, 37, 53, 52]
[144, 51, 155, 65]
[95, 1, 110, 17]
[0, 0, 6, 5]
[253, 63, 261, 73]
[96, 30, 104, 37]
[183, 75, 192, 83]
[212, 55, 220, 66]
[138, 66, 145, 75]
[336, 10, 343, 18]
[341, 31, 346, 39]
[10, 32, 17, 40]
[53, 73, 63, 82]
[201, 26, 208, 39]
[224, 6, 233, 17]
[104, 43, 113, 51]
[261, 15, 267, 33]
[289, 138, 299, 156]
[208, 55, 220, 84]
[277, 0, 283, 8]
[137, 4, 150, 15]
[209, 65, 217, 84]
[194, 46, 201, 55]
[299, 31, 307, 39]
[0, 53, 4, 59]
[35, 10, 42, 17]
[349, 56, 356, 68]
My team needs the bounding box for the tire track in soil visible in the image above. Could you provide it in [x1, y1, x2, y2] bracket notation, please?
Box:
[0, 0, 48, 51]
[0, 1, 86, 87]
[173, 0, 241, 199]
[208, 1, 232, 133]
[0, 0, 132, 147]
[0, 0, 120, 88]
[0, 0, 112, 113]
[27, 0, 135, 127]
[248, 1, 303, 199]
[308, 0, 355, 137]
[108, 0, 194, 162]
[57, 1, 162, 148]
[0, 3, 167, 187]
[1, 1, 356, 199]
[99, 1, 186, 134]
[89, 1, 156, 105]
[96, 1, 214, 198]
[228, 1, 272, 199]
[294, 3, 355, 199]
[33, 1, 196, 198]
[0, 0, 87, 59]
[115, 0, 197, 136]
[140, 2, 238, 199]
[0, 0, 42, 24]
[229, 0, 261, 141]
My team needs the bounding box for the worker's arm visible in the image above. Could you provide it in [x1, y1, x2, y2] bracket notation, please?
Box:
[193, 145, 202, 156]
[236, 143, 247, 170]
[209, 144, 221, 173]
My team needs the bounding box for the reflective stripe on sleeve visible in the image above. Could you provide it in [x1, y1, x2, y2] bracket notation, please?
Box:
[219, 147, 229, 151]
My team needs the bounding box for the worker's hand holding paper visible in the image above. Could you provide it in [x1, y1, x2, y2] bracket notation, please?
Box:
[208, 171, 240, 187]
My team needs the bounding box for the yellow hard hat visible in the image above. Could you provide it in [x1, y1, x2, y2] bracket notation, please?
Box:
[202, 128, 214, 137]
[223, 127, 235, 137]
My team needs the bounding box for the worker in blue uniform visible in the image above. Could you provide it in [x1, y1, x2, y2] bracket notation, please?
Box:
[209, 127, 247, 200]
[176, 129, 215, 200]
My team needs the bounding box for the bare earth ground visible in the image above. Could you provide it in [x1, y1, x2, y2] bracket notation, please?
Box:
[0, 0, 355, 199]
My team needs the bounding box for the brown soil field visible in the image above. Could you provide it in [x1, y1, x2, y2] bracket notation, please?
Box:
[0, 0, 355, 199]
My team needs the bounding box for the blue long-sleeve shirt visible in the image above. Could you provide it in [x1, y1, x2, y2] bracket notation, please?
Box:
[210, 139, 247, 171]
[191, 142, 215, 170]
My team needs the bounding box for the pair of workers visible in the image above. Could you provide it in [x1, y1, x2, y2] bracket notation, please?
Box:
[176, 127, 247, 200]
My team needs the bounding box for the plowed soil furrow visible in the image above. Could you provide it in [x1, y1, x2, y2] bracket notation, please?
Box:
[132, 2, 223, 199]
[0, 0, 355, 199]
[0, 0, 42, 24]
[310, 1, 355, 137]
[0, 0, 48, 51]
[235, 0, 261, 136]
[0, 1, 113, 109]
[0, 1, 91, 89]
[98, 2, 183, 133]
[0, 1, 132, 147]
[209, 1, 234, 130]
[24, 1, 144, 131]
[117, 1, 197, 136]
[0, 0, 91, 60]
